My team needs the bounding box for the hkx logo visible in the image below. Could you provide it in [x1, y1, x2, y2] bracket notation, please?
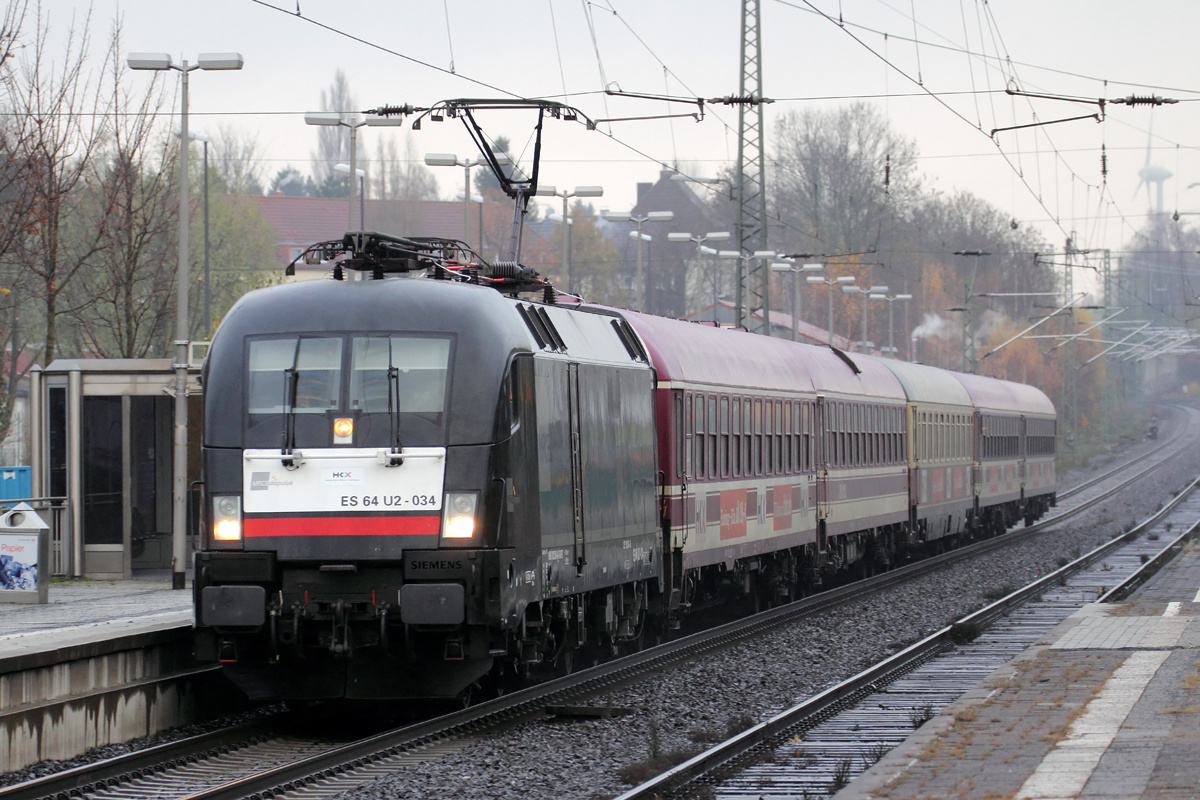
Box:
[321, 468, 363, 485]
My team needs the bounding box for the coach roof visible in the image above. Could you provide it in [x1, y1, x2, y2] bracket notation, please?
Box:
[951, 371, 1056, 415]
[874, 358, 974, 407]
[619, 310, 906, 401]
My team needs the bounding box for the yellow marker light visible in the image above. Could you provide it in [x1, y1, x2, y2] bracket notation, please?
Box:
[333, 417, 354, 444]
[214, 518, 242, 541]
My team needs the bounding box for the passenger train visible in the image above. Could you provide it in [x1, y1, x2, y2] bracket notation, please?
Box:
[193, 232, 1056, 701]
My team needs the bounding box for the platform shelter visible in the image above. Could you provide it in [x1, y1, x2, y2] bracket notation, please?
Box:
[28, 354, 204, 579]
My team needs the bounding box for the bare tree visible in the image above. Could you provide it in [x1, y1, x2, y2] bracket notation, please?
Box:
[7, 4, 113, 366]
[372, 134, 438, 201]
[772, 102, 921, 256]
[310, 69, 356, 191]
[71, 21, 176, 359]
[0, 1, 33, 264]
[211, 123, 265, 195]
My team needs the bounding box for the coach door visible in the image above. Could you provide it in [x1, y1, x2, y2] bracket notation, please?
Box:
[814, 396, 829, 551]
[567, 362, 586, 572]
[676, 390, 691, 549]
[908, 404, 920, 507]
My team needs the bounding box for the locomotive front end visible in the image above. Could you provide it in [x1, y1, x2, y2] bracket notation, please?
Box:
[193, 277, 527, 700]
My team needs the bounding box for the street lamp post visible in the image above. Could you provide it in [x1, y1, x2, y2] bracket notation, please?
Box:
[770, 262, 823, 341]
[669, 231, 731, 321]
[176, 127, 211, 334]
[807, 275, 856, 346]
[128, 51, 243, 591]
[425, 153, 510, 253]
[334, 163, 365, 229]
[868, 292, 913, 357]
[543, 186, 604, 294]
[308, 112, 404, 232]
[604, 210, 674, 312]
[842, 284, 889, 351]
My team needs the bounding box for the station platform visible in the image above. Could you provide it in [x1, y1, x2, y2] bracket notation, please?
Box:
[0, 574, 193, 670]
[842, 545, 1200, 799]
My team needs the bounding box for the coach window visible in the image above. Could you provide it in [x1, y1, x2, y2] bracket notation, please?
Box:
[707, 396, 718, 478]
[833, 402, 841, 467]
[873, 407, 883, 462]
[775, 400, 783, 474]
[849, 403, 857, 466]
[788, 401, 797, 473]
[748, 400, 758, 474]
[889, 408, 896, 464]
[847, 403, 854, 466]
[721, 397, 730, 477]
[854, 404, 862, 466]
[739, 398, 748, 474]
[843, 402, 850, 467]
[772, 400, 781, 475]
[858, 404, 866, 466]
[732, 398, 742, 476]
[762, 400, 772, 475]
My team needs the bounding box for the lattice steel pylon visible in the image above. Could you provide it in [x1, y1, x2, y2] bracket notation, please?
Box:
[735, 0, 769, 333]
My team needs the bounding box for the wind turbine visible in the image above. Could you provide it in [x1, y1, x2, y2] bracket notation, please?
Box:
[1135, 113, 1172, 215]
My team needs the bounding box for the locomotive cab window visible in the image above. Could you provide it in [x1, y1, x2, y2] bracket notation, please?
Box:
[245, 334, 453, 449]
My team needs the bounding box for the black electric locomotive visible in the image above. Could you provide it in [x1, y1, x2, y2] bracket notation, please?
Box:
[194, 236, 661, 699]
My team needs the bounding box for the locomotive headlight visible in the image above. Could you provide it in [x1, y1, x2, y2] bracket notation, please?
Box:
[442, 492, 478, 539]
[333, 417, 354, 444]
[212, 495, 243, 544]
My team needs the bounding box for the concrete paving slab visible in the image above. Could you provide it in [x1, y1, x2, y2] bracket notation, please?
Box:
[835, 542, 1200, 800]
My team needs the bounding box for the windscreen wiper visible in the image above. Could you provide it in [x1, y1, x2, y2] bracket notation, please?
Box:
[380, 365, 404, 467]
[280, 364, 303, 469]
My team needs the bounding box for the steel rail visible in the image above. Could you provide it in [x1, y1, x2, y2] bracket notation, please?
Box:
[173, 423, 1196, 800]
[7, 410, 1192, 800]
[614, 470, 1200, 800]
[0, 718, 281, 800]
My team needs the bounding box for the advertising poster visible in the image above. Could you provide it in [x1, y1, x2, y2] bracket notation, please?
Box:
[0, 534, 38, 592]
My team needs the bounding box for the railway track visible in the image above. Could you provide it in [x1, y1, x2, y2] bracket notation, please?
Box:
[3, 406, 1194, 800]
[616, 466, 1200, 799]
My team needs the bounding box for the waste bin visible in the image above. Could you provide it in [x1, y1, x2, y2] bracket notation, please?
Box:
[0, 503, 50, 604]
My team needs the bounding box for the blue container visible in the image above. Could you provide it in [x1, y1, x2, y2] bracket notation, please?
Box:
[0, 467, 31, 502]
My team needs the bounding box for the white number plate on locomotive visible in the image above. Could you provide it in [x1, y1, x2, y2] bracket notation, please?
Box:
[242, 448, 445, 514]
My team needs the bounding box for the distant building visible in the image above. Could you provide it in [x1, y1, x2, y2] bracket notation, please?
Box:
[682, 299, 858, 351]
[251, 196, 471, 268]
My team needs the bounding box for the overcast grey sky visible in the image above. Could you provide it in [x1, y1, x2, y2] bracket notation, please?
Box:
[41, 0, 1200, 254]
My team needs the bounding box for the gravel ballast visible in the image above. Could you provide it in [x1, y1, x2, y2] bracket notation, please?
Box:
[3, 408, 1193, 799]
[329, 408, 1200, 800]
